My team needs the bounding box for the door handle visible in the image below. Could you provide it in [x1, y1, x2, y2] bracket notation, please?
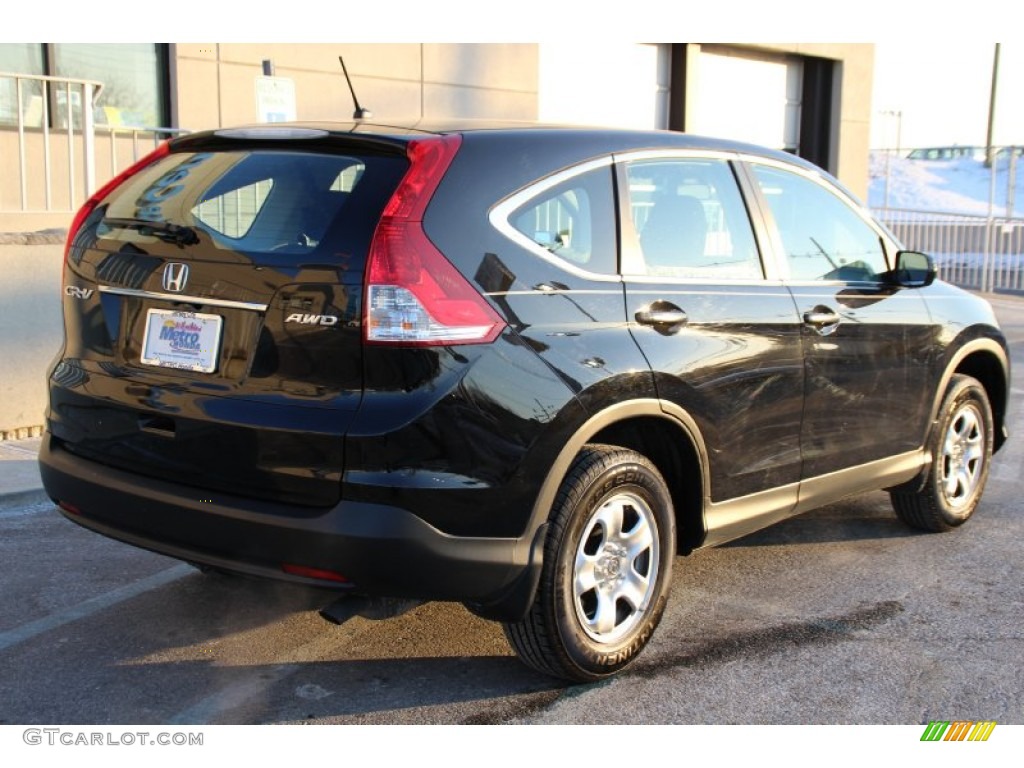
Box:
[635, 304, 688, 327]
[803, 307, 841, 335]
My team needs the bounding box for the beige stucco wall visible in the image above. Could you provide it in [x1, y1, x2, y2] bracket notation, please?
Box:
[170, 43, 540, 130]
[0, 243, 63, 434]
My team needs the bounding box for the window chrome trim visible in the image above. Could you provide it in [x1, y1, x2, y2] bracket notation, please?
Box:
[489, 156, 620, 283]
[623, 286, 791, 296]
[98, 285, 268, 312]
[484, 289, 624, 297]
[611, 148, 741, 163]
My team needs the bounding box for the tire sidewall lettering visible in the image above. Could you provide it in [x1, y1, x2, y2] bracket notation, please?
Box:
[551, 454, 675, 677]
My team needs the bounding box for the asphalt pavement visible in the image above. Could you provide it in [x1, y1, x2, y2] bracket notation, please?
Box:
[0, 437, 44, 507]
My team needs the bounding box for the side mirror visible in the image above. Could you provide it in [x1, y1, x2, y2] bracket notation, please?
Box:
[892, 250, 937, 288]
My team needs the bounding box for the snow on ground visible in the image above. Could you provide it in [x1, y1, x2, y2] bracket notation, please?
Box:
[867, 152, 1024, 217]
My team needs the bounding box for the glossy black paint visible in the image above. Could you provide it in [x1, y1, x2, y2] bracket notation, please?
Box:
[787, 282, 938, 478]
[51, 143, 405, 507]
[625, 281, 805, 500]
[40, 121, 1010, 620]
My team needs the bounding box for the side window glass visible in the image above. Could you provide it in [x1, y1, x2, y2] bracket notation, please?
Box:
[510, 165, 616, 275]
[753, 165, 888, 282]
[625, 158, 762, 280]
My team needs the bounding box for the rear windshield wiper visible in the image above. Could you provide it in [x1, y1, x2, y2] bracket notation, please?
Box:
[101, 218, 200, 247]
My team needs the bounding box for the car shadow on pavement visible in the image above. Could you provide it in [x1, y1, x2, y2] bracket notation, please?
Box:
[0, 565, 564, 725]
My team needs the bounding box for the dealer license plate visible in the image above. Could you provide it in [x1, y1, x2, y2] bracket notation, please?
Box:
[140, 309, 223, 373]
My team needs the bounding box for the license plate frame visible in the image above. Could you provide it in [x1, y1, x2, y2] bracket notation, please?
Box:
[140, 308, 223, 373]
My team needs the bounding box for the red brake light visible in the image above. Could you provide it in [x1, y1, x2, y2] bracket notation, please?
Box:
[281, 563, 349, 583]
[64, 141, 172, 263]
[57, 501, 81, 516]
[364, 135, 505, 346]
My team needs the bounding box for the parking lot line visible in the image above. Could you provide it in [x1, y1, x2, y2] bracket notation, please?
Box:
[0, 563, 192, 653]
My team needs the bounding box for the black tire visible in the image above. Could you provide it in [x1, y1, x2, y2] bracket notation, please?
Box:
[890, 374, 994, 532]
[504, 444, 675, 682]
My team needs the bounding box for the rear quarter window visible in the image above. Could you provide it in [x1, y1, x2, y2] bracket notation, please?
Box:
[500, 164, 617, 276]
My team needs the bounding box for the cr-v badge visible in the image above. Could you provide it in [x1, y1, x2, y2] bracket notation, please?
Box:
[162, 263, 189, 293]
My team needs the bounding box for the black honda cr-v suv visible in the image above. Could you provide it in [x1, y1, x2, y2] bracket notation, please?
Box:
[40, 121, 1009, 681]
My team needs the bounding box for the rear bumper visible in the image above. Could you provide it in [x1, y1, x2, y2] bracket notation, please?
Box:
[39, 434, 541, 618]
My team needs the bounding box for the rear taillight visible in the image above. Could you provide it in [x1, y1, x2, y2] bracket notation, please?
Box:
[364, 135, 504, 346]
[64, 141, 172, 264]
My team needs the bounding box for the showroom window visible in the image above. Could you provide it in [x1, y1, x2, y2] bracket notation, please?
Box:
[0, 43, 169, 128]
[0, 44, 46, 126]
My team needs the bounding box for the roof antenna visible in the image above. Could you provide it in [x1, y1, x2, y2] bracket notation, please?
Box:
[339, 55, 372, 120]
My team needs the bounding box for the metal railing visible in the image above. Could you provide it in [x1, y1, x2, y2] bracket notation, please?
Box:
[874, 207, 1024, 293]
[1, 71, 102, 212]
[97, 124, 189, 180]
[1, 71, 187, 214]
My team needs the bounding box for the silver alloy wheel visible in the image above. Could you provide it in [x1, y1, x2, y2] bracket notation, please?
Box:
[939, 401, 985, 509]
[573, 491, 660, 643]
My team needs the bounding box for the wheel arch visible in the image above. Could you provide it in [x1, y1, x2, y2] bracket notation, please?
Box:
[936, 338, 1010, 453]
[528, 399, 710, 557]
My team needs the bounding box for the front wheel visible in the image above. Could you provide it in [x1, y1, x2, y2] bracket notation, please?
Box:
[890, 374, 994, 532]
[504, 445, 675, 682]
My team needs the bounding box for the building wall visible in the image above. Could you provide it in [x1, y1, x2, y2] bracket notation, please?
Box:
[2, 42, 872, 230]
[534, 42, 873, 199]
[171, 43, 540, 129]
[724, 43, 875, 200]
[538, 42, 671, 130]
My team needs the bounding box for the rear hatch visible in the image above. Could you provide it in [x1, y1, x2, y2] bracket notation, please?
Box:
[50, 128, 410, 506]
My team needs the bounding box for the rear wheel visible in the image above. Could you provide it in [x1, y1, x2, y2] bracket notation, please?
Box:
[504, 444, 675, 682]
[890, 374, 994, 532]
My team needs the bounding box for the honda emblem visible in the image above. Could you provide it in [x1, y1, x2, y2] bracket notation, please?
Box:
[162, 263, 189, 293]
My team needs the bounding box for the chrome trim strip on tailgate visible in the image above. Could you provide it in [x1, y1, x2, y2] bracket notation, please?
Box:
[98, 286, 268, 312]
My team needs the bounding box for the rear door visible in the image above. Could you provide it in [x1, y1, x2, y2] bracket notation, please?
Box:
[618, 153, 805, 525]
[53, 134, 408, 506]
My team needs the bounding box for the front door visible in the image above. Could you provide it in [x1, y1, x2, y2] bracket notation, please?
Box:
[747, 162, 935, 483]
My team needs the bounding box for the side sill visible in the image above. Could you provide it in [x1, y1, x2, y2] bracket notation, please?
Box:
[794, 449, 927, 514]
[701, 449, 927, 548]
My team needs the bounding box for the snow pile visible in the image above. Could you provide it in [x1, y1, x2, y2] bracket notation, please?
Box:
[868, 152, 1023, 217]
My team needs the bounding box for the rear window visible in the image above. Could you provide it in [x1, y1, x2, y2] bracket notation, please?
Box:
[97, 149, 404, 257]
